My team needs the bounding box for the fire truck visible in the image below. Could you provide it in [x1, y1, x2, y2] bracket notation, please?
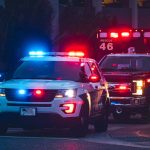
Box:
[97, 28, 150, 121]
[95, 28, 150, 60]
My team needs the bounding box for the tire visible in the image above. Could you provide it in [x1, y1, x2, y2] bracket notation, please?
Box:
[0, 126, 8, 135]
[70, 105, 89, 137]
[94, 110, 108, 132]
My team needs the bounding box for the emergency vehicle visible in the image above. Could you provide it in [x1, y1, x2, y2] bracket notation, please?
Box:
[95, 28, 150, 60]
[0, 51, 109, 136]
[97, 28, 150, 120]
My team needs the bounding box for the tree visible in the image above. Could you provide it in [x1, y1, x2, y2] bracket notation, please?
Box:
[0, 0, 52, 72]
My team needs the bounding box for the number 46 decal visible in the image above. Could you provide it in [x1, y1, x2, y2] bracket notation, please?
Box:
[99, 42, 113, 51]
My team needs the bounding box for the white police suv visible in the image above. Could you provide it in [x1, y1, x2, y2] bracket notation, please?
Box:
[0, 51, 109, 136]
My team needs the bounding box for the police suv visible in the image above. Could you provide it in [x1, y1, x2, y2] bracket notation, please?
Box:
[0, 51, 109, 136]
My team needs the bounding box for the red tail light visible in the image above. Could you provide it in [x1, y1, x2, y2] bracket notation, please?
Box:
[60, 103, 76, 114]
[89, 75, 100, 83]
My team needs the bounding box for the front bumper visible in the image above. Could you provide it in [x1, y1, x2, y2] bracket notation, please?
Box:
[110, 96, 149, 114]
[0, 112, 81, 128]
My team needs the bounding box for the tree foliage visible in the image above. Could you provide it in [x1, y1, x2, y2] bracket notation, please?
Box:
[0, 0, 52, 71]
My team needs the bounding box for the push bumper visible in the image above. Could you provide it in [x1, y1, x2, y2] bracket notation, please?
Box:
[110, 96, 149, 114]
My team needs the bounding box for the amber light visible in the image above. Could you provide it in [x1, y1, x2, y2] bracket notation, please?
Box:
[60, 103, 76, 114]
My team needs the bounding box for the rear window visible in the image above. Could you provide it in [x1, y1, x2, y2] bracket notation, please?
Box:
[100, 56, 150, 72]
[13, 61, 82, 81]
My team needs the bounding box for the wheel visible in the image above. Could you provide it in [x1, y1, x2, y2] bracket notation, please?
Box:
[94, 110, 108, 132]
[0, 126, 8, 135]
[70, 105, 89, 137]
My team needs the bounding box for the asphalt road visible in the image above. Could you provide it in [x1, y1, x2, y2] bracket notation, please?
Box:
[0, 118, 150, 150]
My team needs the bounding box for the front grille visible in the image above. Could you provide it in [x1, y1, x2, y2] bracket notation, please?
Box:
[108, 83, 132, 97]
[5, 89, 57, 102]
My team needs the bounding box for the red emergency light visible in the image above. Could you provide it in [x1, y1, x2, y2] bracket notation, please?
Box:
[89, 75, 100, 82]
[146, 78, 150, 83]
[110, 32, 118, 38]
[68, 51, 85, 57]
[33, 89, 44, 96]
[115, 84, 129, 92]
[118, 85, 127, 90]
[121, 32, 130, 37]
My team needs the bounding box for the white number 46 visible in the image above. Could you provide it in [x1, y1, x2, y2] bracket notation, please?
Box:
[99, 42, 113, 51]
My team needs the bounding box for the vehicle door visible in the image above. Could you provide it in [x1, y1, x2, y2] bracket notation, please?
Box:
[85, 62, 106, 115]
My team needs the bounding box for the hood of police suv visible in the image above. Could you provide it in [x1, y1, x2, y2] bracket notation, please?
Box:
[0, 79, 81, 89]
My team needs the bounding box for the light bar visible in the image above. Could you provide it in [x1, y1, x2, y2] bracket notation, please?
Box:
[99, 32, 107, 38]
[121, 32, 130, 37]
[28, 51, 85, 57]
[110, 32, 118, 38]
[29, 51, 48, 56]
[144, 32, 150, 37]
[18, 89, 26, 95]
[133, 32, 141, 37]
[68, 51, 85, 57]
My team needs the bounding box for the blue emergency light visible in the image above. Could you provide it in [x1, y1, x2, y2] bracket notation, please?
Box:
[29, 51, 47, 56]
[18, 89, 26, 95]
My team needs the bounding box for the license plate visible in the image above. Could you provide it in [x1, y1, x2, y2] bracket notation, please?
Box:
[134, 99, 139, 105]
[20, 108, 36, 116]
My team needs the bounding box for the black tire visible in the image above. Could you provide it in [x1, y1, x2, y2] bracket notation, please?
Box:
[94, 111, 108, 132]
[0, 126, 8, 135]
[70, 105, 89, 137]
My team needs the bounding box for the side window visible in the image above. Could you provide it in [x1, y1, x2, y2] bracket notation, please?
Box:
[84, 63, 92, 77]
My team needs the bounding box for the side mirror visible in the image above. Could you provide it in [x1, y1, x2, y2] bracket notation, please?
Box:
[89, 74, 100, 83]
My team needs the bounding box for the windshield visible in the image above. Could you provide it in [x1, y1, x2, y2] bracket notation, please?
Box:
[13, 61, 82, 81]
[100, 56, 150, 72]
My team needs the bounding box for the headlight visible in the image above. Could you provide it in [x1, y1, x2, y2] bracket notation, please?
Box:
[0, 88, 5, 97]
[133, 80, 144, 95]
[55, 89, 76, 98]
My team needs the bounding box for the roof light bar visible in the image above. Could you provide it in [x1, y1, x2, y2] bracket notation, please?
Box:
[68, 51, 85, 57]
[29, 51, 48, 56]
[110, 32, 118, 38]
[28, 51, 85, 57]
[121, 32, 130, 37]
